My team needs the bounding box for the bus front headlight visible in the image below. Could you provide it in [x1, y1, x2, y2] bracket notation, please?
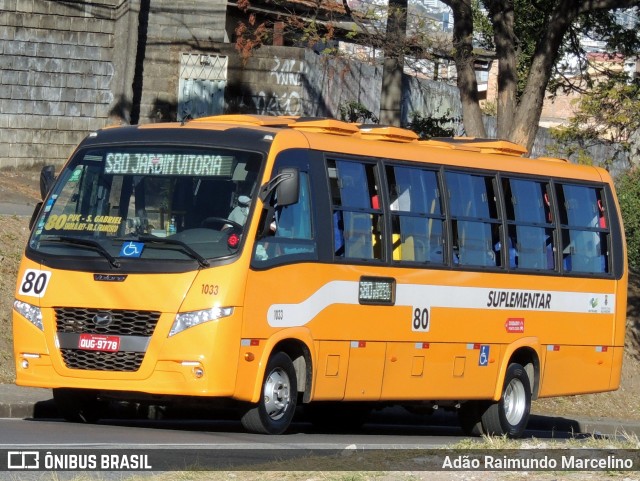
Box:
[169, 307, 233, 337]
[13, 300, 43, 331]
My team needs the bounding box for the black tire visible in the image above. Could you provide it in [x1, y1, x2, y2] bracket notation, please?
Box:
[458, 401, 487, 436]
[53, 388, 105, 423]
[241, 352, 297, 434]
[480, 363, 531, 438]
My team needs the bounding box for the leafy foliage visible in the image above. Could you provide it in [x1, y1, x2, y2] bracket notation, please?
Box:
[549, 77, 640, 170]
[549, 10, 640, 97]
[338, 101, 379, 124]
[234, 11, 269, 65]
[336, 102, 458, 140]
[616, 167, 640, 270]
[407, 111, 458, 139]
[474, 0, 551, 99]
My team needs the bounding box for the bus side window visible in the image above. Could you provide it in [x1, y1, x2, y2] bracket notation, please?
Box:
[503, 178, 556, 271]
[386, 165, 444, 264]
[446, 171, 499, 268]
[557, 183, 609, 274]
[329, 159, 382, 261]
[253, 172, 317, 265]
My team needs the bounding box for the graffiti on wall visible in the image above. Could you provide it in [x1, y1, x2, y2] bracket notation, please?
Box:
[270, 57, 305, 86]
[253, 91, 301, 116]
[228, 56, 306, 116]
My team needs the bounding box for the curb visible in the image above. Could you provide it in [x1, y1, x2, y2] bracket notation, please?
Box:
[0, 386, 58, 419]
[0, 398, 58, 419]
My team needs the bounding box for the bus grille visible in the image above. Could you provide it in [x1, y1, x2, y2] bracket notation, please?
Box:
[60, 349, 143, 372]
[55, 307, 160, 336]
[55, 307, 159, 372]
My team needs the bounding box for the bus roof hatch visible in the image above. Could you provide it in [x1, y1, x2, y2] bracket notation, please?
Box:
[290, 119, 360, 136]
[357, 126, 419, 143]
[424, 137, 528, 156]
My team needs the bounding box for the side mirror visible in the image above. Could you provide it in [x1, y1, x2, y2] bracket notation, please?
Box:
[40, 165, 56, 201]
[257, 168, 300, 239]
[275, 167, 299, 207]
[259, 167, 299, 207]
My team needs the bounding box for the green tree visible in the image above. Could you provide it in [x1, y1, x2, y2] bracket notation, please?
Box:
[441, 0, 639, 152]
[338, 100, 379, 123]
[550, 77, 640, 170]
[616, 167, 640, 270]
[407, 112, 458, 139]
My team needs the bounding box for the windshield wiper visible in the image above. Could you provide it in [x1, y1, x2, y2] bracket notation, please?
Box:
[123, 235, 210, 268]
[42, 236, 121, 268]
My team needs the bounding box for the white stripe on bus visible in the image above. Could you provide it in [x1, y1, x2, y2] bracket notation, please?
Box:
[267, 281, 615, 328]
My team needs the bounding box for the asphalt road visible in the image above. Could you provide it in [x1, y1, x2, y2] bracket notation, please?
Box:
[0, 403, 608, 447]
[2, 406, 635, 475]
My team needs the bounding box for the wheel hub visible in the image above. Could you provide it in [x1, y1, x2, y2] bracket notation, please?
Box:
[504, 378, 526, 425]
[263, 367, 291, 421]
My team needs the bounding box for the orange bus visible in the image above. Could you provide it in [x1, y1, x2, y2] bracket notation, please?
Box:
[13, 115, 627, 437]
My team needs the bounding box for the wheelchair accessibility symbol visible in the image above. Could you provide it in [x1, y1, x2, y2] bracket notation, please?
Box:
[119, 241, 144, 258]
[479, 345, 490, 367]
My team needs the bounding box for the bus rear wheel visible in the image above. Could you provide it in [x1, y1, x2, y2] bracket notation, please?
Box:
[481, 363, 531, 438]
[241, 352, 297, 434]
[53, 388, 105, 423]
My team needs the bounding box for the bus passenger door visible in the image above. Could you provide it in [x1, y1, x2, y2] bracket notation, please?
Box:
[243, 151, 328, 396]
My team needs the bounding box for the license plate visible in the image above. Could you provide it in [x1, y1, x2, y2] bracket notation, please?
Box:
[78, 333, 120, 352]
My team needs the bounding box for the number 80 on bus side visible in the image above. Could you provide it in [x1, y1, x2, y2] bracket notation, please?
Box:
[412, 306, 430, 332]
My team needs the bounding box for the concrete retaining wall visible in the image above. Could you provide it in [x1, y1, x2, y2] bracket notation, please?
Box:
[0, 0, 119, 168]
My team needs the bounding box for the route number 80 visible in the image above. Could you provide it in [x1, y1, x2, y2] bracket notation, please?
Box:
[412, 307, 430, 332]
[18, 269, 52, 298]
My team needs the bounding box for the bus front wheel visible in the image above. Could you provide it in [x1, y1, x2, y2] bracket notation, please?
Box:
[53, 388, 105, 423]
[481, 362, 531, 438]
[241, 352, 297, 434]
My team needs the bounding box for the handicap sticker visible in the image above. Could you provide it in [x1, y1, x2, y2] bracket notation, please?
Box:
[479, 345, 490, 366]
[119, 241, 144, 258]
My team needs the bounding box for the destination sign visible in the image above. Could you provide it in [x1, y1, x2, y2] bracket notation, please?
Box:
[358, 276, 395, 305]
[104, 152, 234, 177]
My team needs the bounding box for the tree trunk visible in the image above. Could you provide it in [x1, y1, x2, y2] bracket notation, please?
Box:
[510, 2, 575, 152]
[379, 0, 408, 126]
[380, 57, 404, 126]
[449, 0, 486, 137]
[487, 0, 517, 139]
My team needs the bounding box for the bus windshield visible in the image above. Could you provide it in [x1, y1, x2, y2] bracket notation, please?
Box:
[29, 146, 263, 266]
